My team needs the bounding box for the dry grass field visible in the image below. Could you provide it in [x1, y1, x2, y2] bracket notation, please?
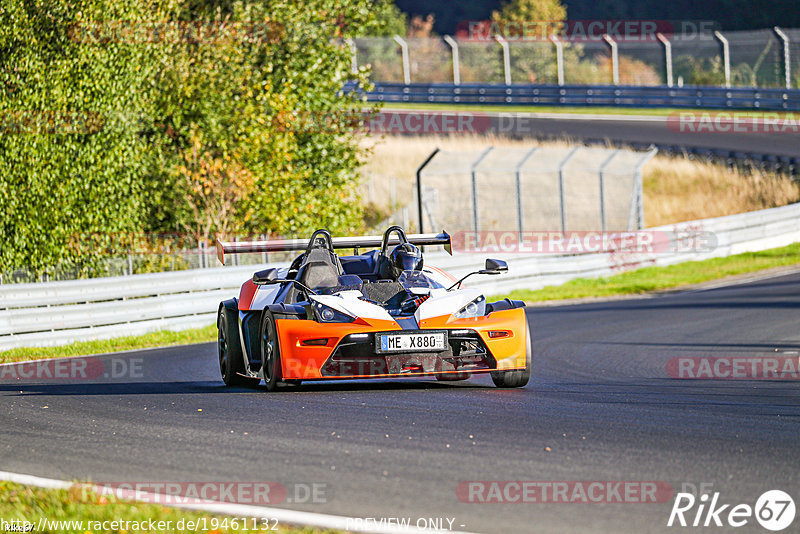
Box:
[359, 135, 800, 228]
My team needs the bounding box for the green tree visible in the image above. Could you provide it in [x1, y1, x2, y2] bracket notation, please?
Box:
[1, 0, 387, 275]
[492, 0, 566, 24]
[150, 0, 380, 242]
[0, 0, 175, 275]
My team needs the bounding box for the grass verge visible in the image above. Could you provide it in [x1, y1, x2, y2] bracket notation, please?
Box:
[492, 242, 800, 303]
[0, 325, 216, 365]
[379, 102, 799, 117]
[0, 480, 336, 534]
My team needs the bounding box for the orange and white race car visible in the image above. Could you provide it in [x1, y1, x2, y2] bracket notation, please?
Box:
[215, 226, 530, 391]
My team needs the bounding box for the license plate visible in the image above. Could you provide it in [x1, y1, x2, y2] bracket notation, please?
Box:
[378, 332, 446, 353]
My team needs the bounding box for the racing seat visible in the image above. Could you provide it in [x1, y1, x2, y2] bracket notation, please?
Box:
[284, 247, 343, 303]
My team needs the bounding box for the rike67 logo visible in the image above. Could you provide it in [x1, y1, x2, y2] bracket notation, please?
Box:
[668, 489, 796, 531]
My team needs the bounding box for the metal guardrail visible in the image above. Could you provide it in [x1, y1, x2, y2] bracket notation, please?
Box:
[430, 202, 800, 295]
[355, 82, 800, 112]
[1, 202, 799, 349]
[0, 265, 264, 350]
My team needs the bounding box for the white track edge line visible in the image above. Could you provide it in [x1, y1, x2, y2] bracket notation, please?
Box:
[0, 470, 476, 534]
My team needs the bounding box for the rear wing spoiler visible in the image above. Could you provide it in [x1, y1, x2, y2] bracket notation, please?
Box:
[216, 231, 451, 265]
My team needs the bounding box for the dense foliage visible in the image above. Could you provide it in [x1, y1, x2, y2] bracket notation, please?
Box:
[0, 0, 397, 275]
[396, 0, 800, 36]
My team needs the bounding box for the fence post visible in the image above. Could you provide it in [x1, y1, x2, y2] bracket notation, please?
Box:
[656, 33, 673, 87]
[557, 147, 581, 232]
[470, 147, 495, 234]
[774, 27, 792, 90]
[514, 148, 538, 238]
[394, 35, 411, 84]
[550, 35, 565, 85]
[495, 35, 512, 85]
[603, 34, 619, 85]
[714, 31, 731, 88]
[346, 38, 358, 75]
[443, 35, 461, 85]
[628, 147, 658, 230]
[598, 149, 620, 232]
[415, 148, 440, 234]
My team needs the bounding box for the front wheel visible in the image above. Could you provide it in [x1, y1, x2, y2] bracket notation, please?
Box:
[490, 326, 532, 388]
[218, 306, 260, 388]
[260, 310, 283, 392]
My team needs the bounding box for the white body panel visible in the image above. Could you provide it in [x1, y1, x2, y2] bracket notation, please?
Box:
[310, 293, 395, 322]
[415, 288, 483, 322]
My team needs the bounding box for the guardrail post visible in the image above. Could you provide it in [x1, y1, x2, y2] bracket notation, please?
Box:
[656, 33, 673, 87]
[471, 147, 495, 234]
[394, 35, 411, 84]
[550, 35, 565, 86]
[774, 27, 792, 90]
[603, 34, 619, 85]
[495, 35, 512, 85]
[346, 38, 358, 75]
[557, 147, 581, 232]
[415, 148, 440, 234]
[443, 35, 461, 85]
[714, 31, 731, 88]
[598, 149, 620, 232]
[514, 148, 538, 238]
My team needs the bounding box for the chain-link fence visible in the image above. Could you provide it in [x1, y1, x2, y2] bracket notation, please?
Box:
[371, 146, 657, 237]
[353, 27, 800, 89]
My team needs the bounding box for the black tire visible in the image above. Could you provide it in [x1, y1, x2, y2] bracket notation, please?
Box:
[218, 305, 261, 387]
[260, 310, 283, 392]
[490, 326, 532, 388]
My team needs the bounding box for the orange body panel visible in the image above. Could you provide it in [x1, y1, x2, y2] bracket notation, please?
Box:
[238, 280, 259, 311]
[276, 307, 528, 380]
[419, 308, 528, 371]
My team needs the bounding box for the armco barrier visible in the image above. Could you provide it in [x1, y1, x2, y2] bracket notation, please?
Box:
[0, 265, 262, 350]
[1, 203, 799, 349]
[354, 82, 800, 112]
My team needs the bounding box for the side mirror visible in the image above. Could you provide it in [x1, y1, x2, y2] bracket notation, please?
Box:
[253, 268, 280, 285]
[480, 258, 508, 275]
[447, 258, 509, 290]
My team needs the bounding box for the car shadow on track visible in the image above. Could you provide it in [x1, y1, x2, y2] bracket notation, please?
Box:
[0, 379, 493, 396]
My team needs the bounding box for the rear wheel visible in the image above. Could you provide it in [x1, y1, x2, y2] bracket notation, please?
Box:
[490, 326, 532, 388]
[218, 306, 260, 387]
[260, 311, 283, 392]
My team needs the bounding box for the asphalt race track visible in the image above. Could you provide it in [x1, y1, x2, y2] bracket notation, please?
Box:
[490, 113, 800, 157]
[384, 110, 800, 158]
[2, 272, 799, 533]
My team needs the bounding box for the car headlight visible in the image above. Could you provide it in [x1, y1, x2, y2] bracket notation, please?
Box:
[454, 295, 486, 319]
[313, 301, 356, 323]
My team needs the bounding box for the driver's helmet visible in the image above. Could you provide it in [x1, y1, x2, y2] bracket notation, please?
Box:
[389, 243, 423, 280]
